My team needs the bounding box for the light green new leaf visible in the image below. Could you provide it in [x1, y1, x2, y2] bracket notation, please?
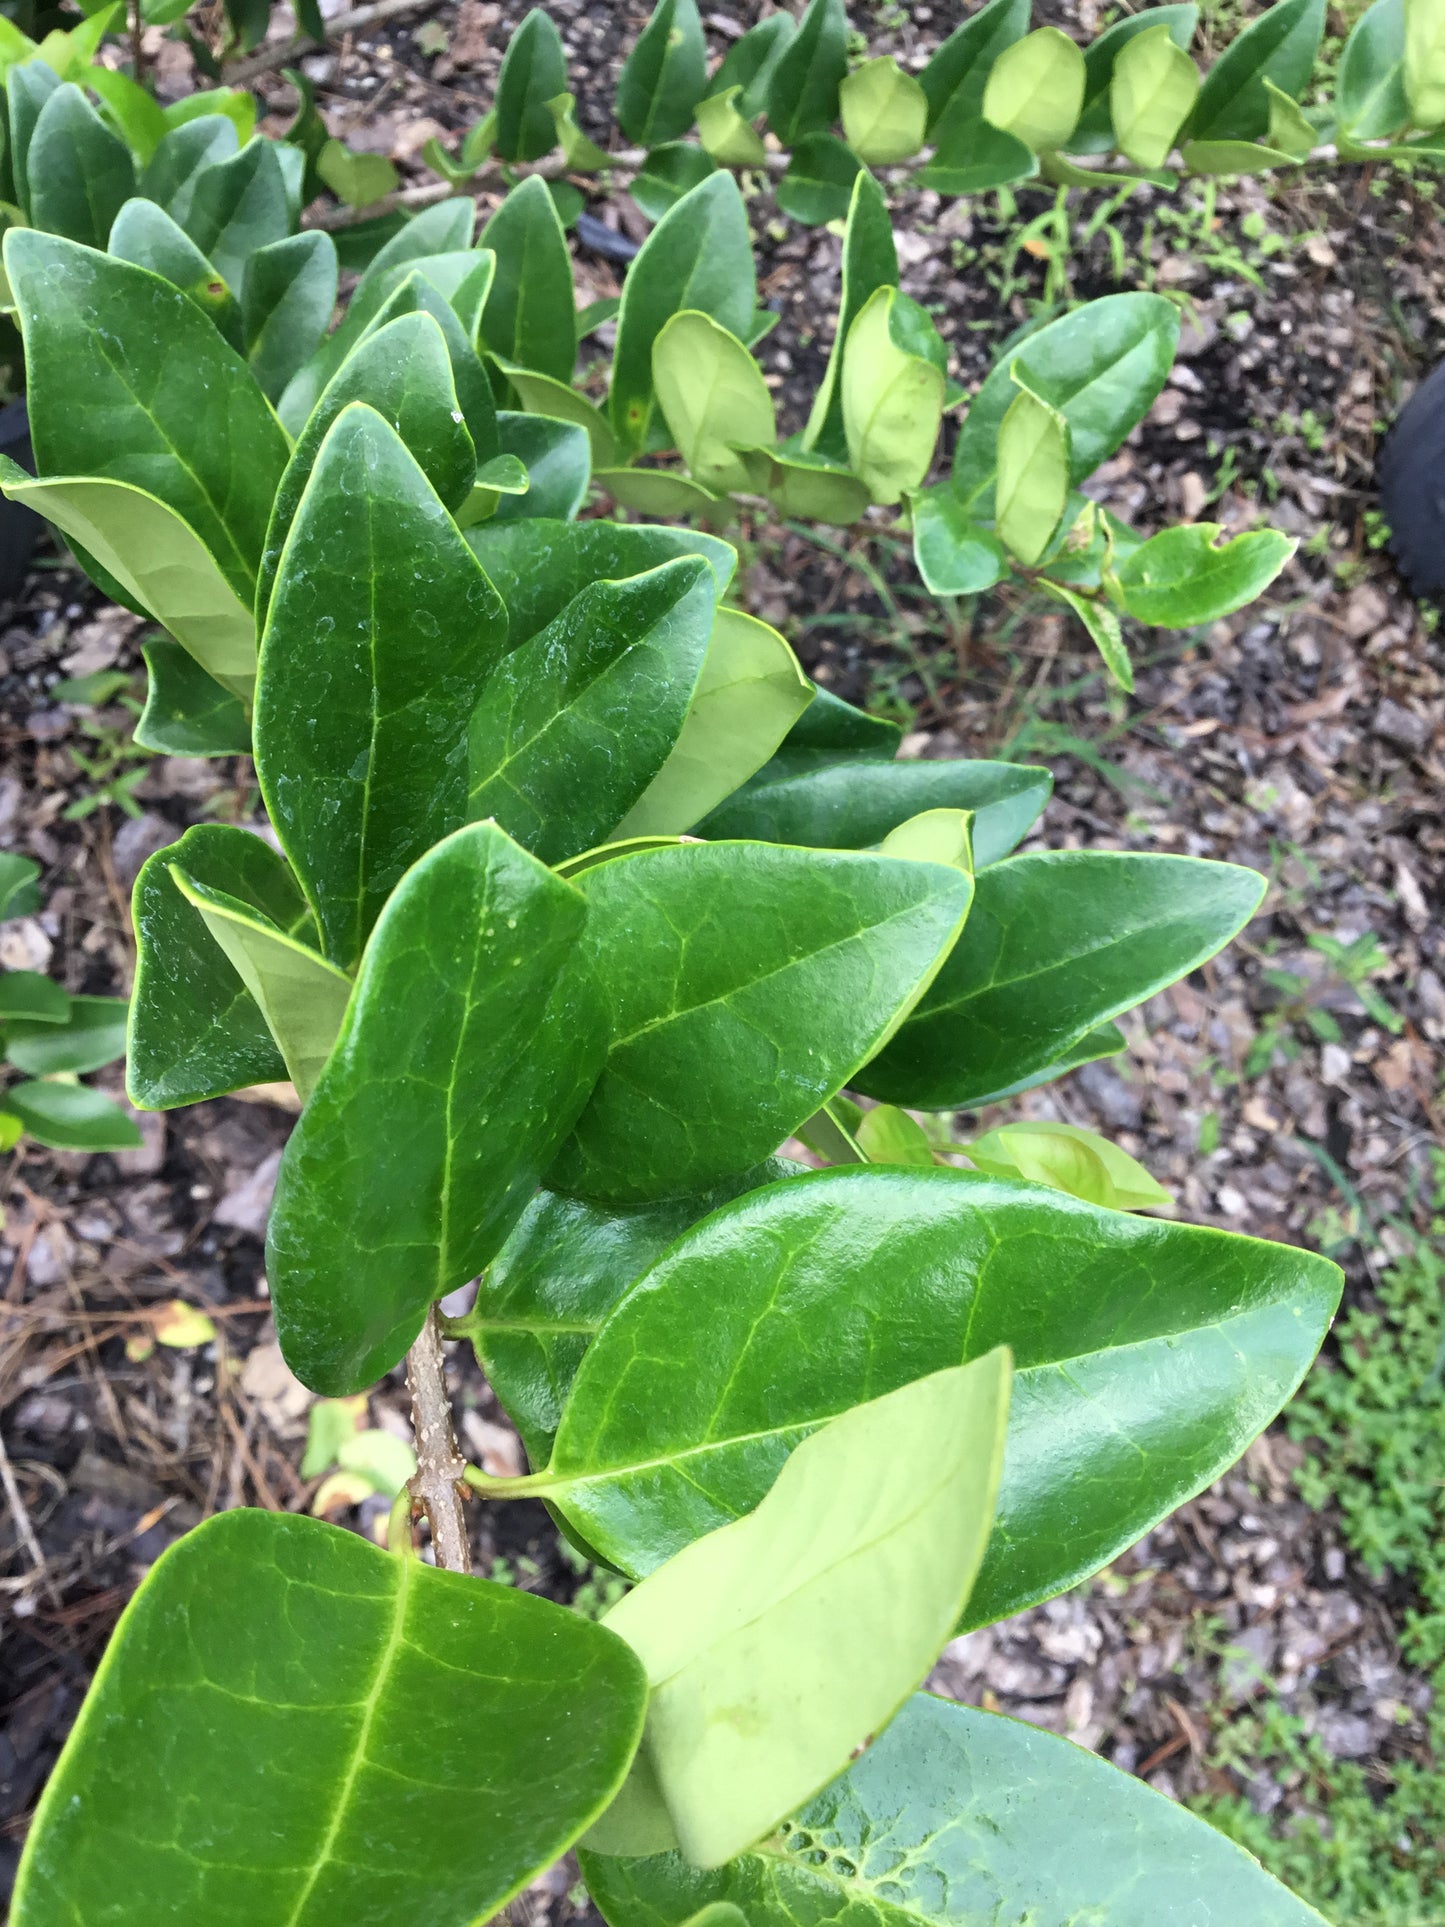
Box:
[1337, 0, 1409, 138]
[83, 64, 168, 164]
[108, 198, 242, 345]
[11, 1511, 647, 1927]
[541, 1166, 1340, 1628]
[4, 1082, 142, 1153]
[1177, 135, 1300, 172]
[128, 824, 317, 1109]
[4, 996, 126, 1075]
[26, 82, 135, 248]
[597, 468, 731, 520]
[242, 230, 339, 402]
[1405, 0, 1445, 123]
[983, 26, 1087, 150]
[966, 1120, 1171, 1210]
[744, 444, 871, 524]
[774, 130, 864, 224]
[695, 85, 769, 164]
[181, 136, 290, 293]
[1265, 75, 1318, 153]
[921, 0, 1031, 138]
[765, 0, 848, 144]
[0, 972, 68, 1023]
[843, 285, 947, 506]
[879, 806, 975, 873]
[168, 865, 351, 1104]
[495, 6, 568, 161]
[653, 310, 776, 494]
[548, 90, 608, 167]
[479, 175, 576, 383]
[1116, 522, 1295, 626]
[858, 848, 1264, 1109]
[611, 608, 812, 838]
[1188, 0, 1326, 143]
[500, 364, 621, 465]
[1072, 3, 1199, 153]
[995, 380, 1070, 566]
[467, 558, 718, 865]
[840, 54, 929, 162]
[1039, 577, 1133, 688]
[583, 1691, 1330, 1927]
[609, 173, 755, 455]
[545, 841, 973, 1203]
[256, 404, 504, 969]
[316, 137, 397, 208]
[5, 231, 289, 604]
[912, 484, 1009, 595]
[616, 0, 707, 145]
[1111, 22, 1200, 167]
[0, 461, 256, 705]
[802, 169, 898, 462]
[855, 1101, 936, 1164]
[267, 822, 603, 1393]
[135, 635, 251, 757]
[590, 1354, 1011, 1869]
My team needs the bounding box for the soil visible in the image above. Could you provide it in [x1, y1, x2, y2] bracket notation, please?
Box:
[2, 0, 1444, 1919]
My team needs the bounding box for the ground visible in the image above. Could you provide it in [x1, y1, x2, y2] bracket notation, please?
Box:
[1, 2, 1443, 1921]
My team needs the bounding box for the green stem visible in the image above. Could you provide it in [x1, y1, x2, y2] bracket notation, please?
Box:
[461, 1464, 563, 1501]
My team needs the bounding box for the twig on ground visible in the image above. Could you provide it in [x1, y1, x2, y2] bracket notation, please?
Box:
[0, 1425, 61, 1606]
[406, 1304, 470, 1573]
[223, 0, 438, 83]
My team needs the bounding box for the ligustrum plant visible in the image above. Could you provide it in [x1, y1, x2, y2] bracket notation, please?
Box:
[6, 204, 1342, 1923]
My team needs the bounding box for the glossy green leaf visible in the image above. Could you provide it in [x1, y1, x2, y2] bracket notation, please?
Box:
[5, 995, 126, 1075]
[493, 409, 590, 521]
[958, 1019, 1127, 1108]
[545, 841, 973, 1204]
[653, 311, 775, 494]
[479, 175, 576, 383]
[617, 0, 707, 145]
[138, 113, 236, 221]
[840, 54, 929, 161]
[542, 1165, 1341, 1628]
[612, 608, 813, 839]
[500, 364, 621, 465]
[920, 116, 1040, 191]
[983, 26, 1086, 150]
[802, 169, 897, 463]
[0, 461, 256, 705]
[766, 0, 848, 144]
[168, 865, 350, 1104]
[1071, 3, 1198, 153]
[0, 972, 68, 1023]
[5, 1081, 142, 1153]
[135, 635, 251, 757]
[768, 694, 898, 759]
[843, 286, 947, 506]
[268, 821, 603, 1393]
[1111, 23, 1200, 168]
[609, 173, 755, 456]
[0, 854, 41, 921]
[746, 444, 872, 525]
[1337, 0, 1409, 139]
[774, 131, 864, 225]
[12, 1510, 647, 1926]
[630, 141, 718, 222]
[921, 0, 1031, 137]
[1040, 578, 1133, 689]
[475, 1161, 802, 1467]
[858, 848, 1264, 1109]
[256, 405, 504, 969]
[583, 1690, 1331, 1927]
[695, 84, 769, 164]
[6, 231, 289, 604]
[26, 82, 134, 247]
[1405, 0, 1445, 123]
[710, 11, 795, 118]
[590, 1354, 1011, 1869]
[181, 137, 289, 293]
[495, 6, 567, 161]
[7, 58, 61, 218]
[162, 88, 256, 141]
[967, 1120, 1171, 1210]
[995, 381, 1070, 566]
[1116, 522, 1295, 626]
[348, 265, 500, 459]
[953, 293, 1179, 513]
[1189, 0, 1325, 143]
[699, 752, 1048, 869]
[108, 198, 242, 344]
[1265, 75, 1318, 154]
[467, 558, 717, 864]
[242, 230, 339, 403]
[128, 824, 317, 1108]
[912, 484, 1009, 595]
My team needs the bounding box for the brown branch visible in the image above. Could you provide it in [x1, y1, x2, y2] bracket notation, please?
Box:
[405, 1304, 470, 1574]
[223, 0, 439, 84]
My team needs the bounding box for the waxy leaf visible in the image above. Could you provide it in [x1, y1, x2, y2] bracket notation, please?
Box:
[1072, 3, 1199, 152]
[840, 54, 929, 162]
[802, 169, 898, 463]
[0, 462, 256, 704]
[1116, 522, 1295, 626]
[180, 136, 289, 293]
[695, 85, 769, 165]
[921, 0, 1031, 137]
[4, 996, 126, 1075]
[0, 854, 41, 921]
[774, 130, 864, 225]
[1040, 578, 1133, 689]
[596, 468, 730, 521]
[6, 231, 288, 602]
[128, 824, 316, 1109]
[5, 1082, 142, 1153]
[26, 82, 134, 247]
[1405, 0, 1445, 131]
[617, 0, 707, 145]
[545, 841, 973, 1203]
[494, 6, 567, 161]
[493, 409, 591, 521]
[765, 0, 848, 143]
[479, 175, 576, 383]
[912, 484, 1009, 595]
[1111, 22, 1200, 168]
[1177, 134, 1300, 173]
[475, 1161, 803, 1466]
[268, 821, 603, 1393]
[135, 635, 251, 757]
[609, 173, 755, 455]
[108, 197, 242, 344]
[583, 1690, 1330, 1927]
[84, 65, 168, 165]
[1265, 75, 1318, 154]
[318, 139, 398, 210]
[611, 609, 813, 838]
[1189, 0, 1325, 143]
[255, 404, 506, 968]
[630, 141, 718, 222]
[12, 1510, 647, 1926]
[500, 364, 621, 465]
[922, 116, 1039, 191]
[966, 1119, 1171, 1210]
[543, 1166, 1341, 1628]
[745, 445, 872, 525]
[842, 285, 947, 505]
[653, 311, 775, 494]
[139, 112, 237, 219]
[953, 292, 1179, 513]
[710, 11, 795, 118]
[0, 972, 68, 1023]
[1338, 0, 1409, 138]
[351, 266, 500, 459]
[859, 849, 1264, 1109]
[995, 381, 1070, 566]
[7, 58, 62, 218]
[982, 26, 1086, 150]
[855, 1100, 936, 1164]
[590, 1355, 1011, 1869]
[467, 558, 717, 864]
[242, 229, 339, 402]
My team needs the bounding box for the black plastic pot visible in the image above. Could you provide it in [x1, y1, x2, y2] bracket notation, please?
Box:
[1378, 358, 1445, 598]
[0, 398, 41, 604]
